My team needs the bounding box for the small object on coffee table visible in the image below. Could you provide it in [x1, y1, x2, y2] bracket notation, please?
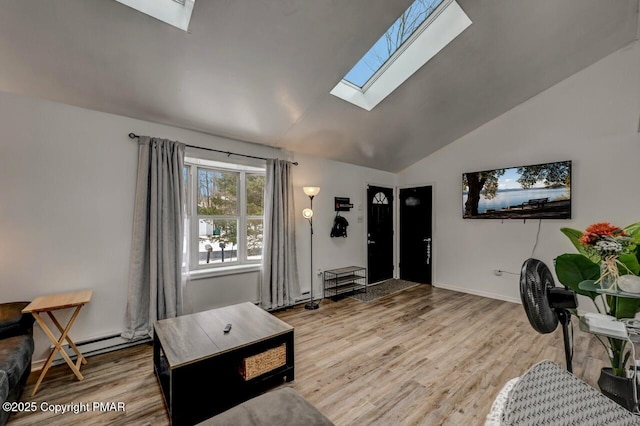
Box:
[224, 323, 232, 333]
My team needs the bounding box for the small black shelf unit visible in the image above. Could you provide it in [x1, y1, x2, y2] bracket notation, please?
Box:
[323, 266, 367, 300]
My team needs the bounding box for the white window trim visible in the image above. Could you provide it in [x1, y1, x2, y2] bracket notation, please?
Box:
[189, 264, 261, 280]
[185, 159, 265, 274]
[115, 0, 196, 31]
[330, 0, 472, 111]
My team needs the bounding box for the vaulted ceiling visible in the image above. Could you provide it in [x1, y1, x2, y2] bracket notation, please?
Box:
[0, 0, 637, 171]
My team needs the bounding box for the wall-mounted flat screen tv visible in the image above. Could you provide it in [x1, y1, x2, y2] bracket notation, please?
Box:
[462, 160, 571, 219]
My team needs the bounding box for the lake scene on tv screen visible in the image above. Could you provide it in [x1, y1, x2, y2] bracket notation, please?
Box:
[462, 161, 571, 219]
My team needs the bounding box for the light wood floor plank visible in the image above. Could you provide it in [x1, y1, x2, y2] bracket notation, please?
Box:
[9, 285, 609, 425]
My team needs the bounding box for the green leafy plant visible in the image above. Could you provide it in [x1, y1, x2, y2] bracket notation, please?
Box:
[555, 222, 640, 376]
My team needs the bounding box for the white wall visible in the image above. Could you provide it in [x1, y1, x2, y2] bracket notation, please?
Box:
[291, 153, 396, 297]
[0, 91, 395, 362]
[398, 41, 640, 303]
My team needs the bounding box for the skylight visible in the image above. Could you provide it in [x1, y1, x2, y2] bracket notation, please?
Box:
[331, 0, 471, 111]
[115, 0, 196, 32]
[343, 0, 445, 89]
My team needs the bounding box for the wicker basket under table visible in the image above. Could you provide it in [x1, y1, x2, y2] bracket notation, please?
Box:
[239, 343, 287, 381]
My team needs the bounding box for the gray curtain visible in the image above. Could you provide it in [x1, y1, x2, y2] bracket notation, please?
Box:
[260, 159, 301, 309]
[122, 136, 186, 339]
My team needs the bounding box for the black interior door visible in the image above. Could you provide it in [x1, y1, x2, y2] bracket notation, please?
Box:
[367, 185, 394, 284]
[400, 186, 433, 284]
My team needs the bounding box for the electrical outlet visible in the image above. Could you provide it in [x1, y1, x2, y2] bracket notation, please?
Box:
[493, 269, 503, 276]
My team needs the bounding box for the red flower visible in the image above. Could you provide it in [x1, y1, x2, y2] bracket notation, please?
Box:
[579, 222, 627, 247]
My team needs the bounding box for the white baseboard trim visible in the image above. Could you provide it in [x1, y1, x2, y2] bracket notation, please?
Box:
[433, 282, 521, 304]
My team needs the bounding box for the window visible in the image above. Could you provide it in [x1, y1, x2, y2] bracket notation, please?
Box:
[372, 192, 389, 205]
[330, 0, 471, 110]
[185, 158, 265, 270]
[343, 0, 445, 89]
[115, 0, 196, 31]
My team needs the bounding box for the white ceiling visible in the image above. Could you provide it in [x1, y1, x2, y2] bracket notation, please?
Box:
[0, 0, 637, 172]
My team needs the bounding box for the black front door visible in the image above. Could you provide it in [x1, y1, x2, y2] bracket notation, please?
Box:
[399, 186, 433, 284]
[367, 185, 394, 284]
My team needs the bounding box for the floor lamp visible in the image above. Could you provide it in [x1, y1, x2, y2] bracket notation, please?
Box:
[303, 186, 320, 310]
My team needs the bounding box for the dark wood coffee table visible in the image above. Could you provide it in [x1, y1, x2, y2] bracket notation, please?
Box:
[153, 302, 294, 425]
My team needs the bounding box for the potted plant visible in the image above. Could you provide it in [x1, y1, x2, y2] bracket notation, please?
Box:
[555, 222, 640, 409]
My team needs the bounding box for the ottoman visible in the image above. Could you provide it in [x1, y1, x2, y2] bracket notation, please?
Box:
[197, 387, 333, 426]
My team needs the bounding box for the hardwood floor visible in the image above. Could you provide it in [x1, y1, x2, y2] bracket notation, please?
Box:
[10, 285, 609, 425]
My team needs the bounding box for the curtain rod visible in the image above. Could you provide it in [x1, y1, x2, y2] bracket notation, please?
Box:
[128, 133, 298, 166]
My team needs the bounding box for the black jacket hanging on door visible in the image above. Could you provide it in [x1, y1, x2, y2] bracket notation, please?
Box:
[330, 214, 349, 238]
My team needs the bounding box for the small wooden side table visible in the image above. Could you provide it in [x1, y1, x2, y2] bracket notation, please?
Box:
[22, 290, 92, 396]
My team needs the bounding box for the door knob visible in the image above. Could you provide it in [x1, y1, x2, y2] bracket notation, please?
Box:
[368, 240, 376, 244]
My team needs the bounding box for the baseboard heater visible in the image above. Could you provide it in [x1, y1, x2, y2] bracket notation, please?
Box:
[259, 291, 313, 313]
[294, 291, 310, 303]
[50, 333, 150, 367]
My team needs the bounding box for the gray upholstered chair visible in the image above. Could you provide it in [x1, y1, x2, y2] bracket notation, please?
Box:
[197, 387, 334, 426]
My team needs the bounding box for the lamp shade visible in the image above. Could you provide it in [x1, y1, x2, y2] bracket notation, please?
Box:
[302, 208, 313, 219]
[303, 186, 320, 197]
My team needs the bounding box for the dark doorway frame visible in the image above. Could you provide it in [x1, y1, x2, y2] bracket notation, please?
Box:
[398, 185, 433, 284]
[366, 184, 395, 284]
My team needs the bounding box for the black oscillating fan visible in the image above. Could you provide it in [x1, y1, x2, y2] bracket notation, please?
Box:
[520, 258, 578, 372]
